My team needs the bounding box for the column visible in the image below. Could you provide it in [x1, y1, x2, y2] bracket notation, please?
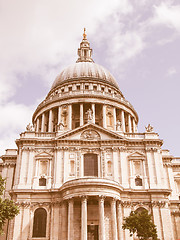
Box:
[48, 109, 53, 132]
[92, 103, 95, 124]
[81, 196, 87, 240]
[117, 201, 123, 240]
[123, 207, 133, 240]
[41, 113, 45, 132]
[26, 149, 34, 188]
[103, 105, 107, 128]
[36, 118, 40, 132]
[113, 149, 119, 182]
[142, 160, 149, 189]
[99, 196, 105, 240]
[62, 201, 68, 240]
[146, 150, 156, 188]
[167, 164, 177, 198]
[113, 107, 117, 130]
[68, 104, 72, 130]
[47, 159, 52, 188]
[152, 205, 163, 240]
[128, 114, 132, 133]
[160, 205, 174, 240]
[58, 106, 61, 124]
[111, 199, 118, 240]
[121, 110, 125, 132]
[132, 118, 136, 133]
[80, 104, 84, 126]
[68, 199, 74, 240]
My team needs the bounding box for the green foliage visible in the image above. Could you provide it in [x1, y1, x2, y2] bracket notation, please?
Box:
[122, 209, 158, 240]
[0, 175, 19, 235]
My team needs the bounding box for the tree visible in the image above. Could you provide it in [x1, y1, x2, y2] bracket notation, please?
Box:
[0, 175, 19, 235]
[122, 209, 158, 240]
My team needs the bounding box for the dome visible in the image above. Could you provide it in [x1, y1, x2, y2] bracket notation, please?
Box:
[51, 62, 119, 90]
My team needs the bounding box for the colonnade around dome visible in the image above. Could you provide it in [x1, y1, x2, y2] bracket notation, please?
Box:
[34, 102, 137, 133]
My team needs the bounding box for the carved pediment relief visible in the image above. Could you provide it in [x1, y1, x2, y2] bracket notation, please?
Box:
[128, 151, 145, 160]
[35, 151, 52, 160]
[56, 123, 123, 141]
[80, 129, 101, 140]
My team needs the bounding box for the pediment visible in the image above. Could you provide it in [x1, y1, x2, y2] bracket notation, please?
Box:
[56, 123, 124, 141]
[35, 151, 52, 159]
[128, 151, 146, 160]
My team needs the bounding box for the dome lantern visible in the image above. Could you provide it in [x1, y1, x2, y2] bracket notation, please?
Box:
[76, 28, 94, 63]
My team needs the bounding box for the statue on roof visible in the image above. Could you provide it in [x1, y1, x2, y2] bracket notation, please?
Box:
[145, 124, 154, 133]
[26, 123, 34, 132]
[86, 108, 93, 123]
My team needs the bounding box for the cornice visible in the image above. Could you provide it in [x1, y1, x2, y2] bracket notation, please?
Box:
[32, 91, 138, 122]
[15, 137, 163, 148]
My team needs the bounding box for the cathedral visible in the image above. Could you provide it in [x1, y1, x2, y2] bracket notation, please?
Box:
[0, 30, 180, 240]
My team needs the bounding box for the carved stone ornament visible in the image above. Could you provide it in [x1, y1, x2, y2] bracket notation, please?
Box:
[26, 123, 34, 132]
[80, 129, 101, 140]
[116, 120, 122, 131]
[57, 121, 64, 131]
[145, 124, 154, 133]
[85, 108, 93, 123]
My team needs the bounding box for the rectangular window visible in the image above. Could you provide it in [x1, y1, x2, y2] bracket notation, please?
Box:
[84, 154, 98, 177]
[134, 161, 142, 175]
[93, 85, 97, 91]
[39, 161, 48, 175]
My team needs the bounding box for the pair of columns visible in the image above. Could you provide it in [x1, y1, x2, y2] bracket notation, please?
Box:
[81, 196, 106, 240]
[62, 196, 122, 240]
[120, 109, 136, 133]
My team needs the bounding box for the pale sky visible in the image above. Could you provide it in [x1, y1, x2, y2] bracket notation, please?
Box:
[0, 0, 180, 156]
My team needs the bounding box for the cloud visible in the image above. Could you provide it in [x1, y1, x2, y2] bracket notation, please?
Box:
[0, 0, 135, 155]
[167, 67, 177, 76]
[106, 30, 145, 70]
[0, 0, 134, 98]
[0, 102, 34, 155]
[153, 2, 180, 32]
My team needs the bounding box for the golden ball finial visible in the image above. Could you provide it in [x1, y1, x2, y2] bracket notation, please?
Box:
[83, 28, 87, 40]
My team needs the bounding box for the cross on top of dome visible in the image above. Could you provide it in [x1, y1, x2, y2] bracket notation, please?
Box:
[76, 28, 94, 63]
[83, 27, 87, 40]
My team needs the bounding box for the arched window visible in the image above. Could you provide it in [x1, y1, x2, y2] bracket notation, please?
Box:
[84, 153, 98, 177]
[33, 208, 47, 237]
[135, 176, 142, 186]
[135, 207, 147, 213]
[107, 161, 112, 174]
[39, 177, 46, 186]
[70, 160, 75, 174]
[107, 112, 113, 126]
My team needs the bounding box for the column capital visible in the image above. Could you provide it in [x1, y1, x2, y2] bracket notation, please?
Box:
[80, 195, 88, 202]
[117, 200, 123, 206]
[111, 198, 117, 204]
[99, 195, 106, 202]
[68, 197, 74, 203]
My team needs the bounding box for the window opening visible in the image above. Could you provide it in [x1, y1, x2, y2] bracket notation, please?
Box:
[39, 177, 46, 186]
[84, 154, 98, 177]
[135, 176, 142, 186]
[33, 208, 47, 237]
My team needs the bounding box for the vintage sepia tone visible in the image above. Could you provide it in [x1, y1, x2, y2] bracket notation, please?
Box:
[0, 31, 180, 240]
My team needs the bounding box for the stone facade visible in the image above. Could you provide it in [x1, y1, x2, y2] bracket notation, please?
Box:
[0, 31, 180, 240]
